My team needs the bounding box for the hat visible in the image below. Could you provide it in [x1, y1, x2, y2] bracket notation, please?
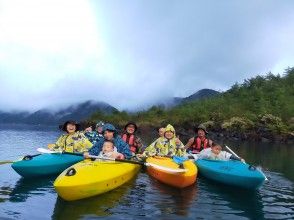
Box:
[195, 124, 208, 134]
[62, 120, 81, 132]
[96, 121, 105, 128]
[124, 121, 138, 132]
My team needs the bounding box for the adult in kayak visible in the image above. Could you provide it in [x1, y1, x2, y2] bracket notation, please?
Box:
[50, 120, 93, 153]
[196, 142, 245, 162]
[84, 121, 104, 145]
[121, 121, 144, 155]
[141, 124, 185, 157]
[84, 123, 132, 159]
[185, 124, 213, 154]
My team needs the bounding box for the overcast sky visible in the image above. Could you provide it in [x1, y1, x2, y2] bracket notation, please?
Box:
[0, 0, 294, 112]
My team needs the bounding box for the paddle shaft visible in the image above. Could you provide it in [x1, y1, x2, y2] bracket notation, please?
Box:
[225, 145, 268, 180]
[87, 154, 144, 165]
[225, 145, 240, 159]
[37, 148, 186, 173]
[0, 153, 41, 165]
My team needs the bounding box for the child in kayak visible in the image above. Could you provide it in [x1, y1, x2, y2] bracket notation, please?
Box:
[84, 121, 105, 145]
[140, 124, 185, 157]
[195, 143, 245, 162]
[98, 140, 118, 159]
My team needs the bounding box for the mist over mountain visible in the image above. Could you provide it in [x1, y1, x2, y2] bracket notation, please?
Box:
[0, 100, 117, 125]
[0, 89, 219, 125]
[155, 89, 220, 108]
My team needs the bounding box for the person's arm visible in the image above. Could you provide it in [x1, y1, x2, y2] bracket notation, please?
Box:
[117, 138, 132, 159]
[142, 139, 158, 157]
[184, 137, 194, 149]
[87, 140, 103, 156]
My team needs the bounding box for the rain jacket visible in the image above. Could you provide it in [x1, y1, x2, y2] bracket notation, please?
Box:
[51, 131, 93, 153]
[143, 124, 185, 157]
[85, 131, 104, 145]
[88, 123, 132, 159]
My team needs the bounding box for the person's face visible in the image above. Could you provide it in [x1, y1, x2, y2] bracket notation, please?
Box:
[103, 142, 114, 153]
[66, 123, 76, 134]
[197, 129, 205, 137]
[126, 125, 135, 134]
[211, 146, 222, 155]
[104, 130, 114, 140]
[85, 126, 92, 132]
[96, 126, 103, 133]
[158, 128, 165, 137]
[164, 130, 174, 139]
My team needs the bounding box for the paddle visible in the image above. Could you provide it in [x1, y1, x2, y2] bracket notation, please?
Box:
[37, 148, 187, 173]
[0, 153, 41, 165]
[225, 145, 268, 181]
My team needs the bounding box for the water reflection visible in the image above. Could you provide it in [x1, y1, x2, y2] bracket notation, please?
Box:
[261, 172, 294, 219]
[197, 177, 265, 219]
[51, 179, 133, 220]
[149, 177, 197, 216]
[9, 177, 55, 203]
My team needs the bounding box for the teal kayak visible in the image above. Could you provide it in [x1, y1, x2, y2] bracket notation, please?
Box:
[195, 159, 266, 189]
[11, 153, 83, 178]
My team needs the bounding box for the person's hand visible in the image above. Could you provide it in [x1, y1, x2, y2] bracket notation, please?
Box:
[175, 138, 181, 145]
[116, 153, 125, 160]
[83, 152, 90, 159]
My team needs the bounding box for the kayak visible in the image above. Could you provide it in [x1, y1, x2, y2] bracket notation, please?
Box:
[146, 157, 197, 188]
[54, 159, 141, 201]
[11, 153, 83, 178]
[195, 159, 266, 189]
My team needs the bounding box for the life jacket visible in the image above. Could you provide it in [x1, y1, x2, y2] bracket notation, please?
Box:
[122, 133, 137, 153]
[189, 137, 209, 153]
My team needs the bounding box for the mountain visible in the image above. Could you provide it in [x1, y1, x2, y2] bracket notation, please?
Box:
[158, 89, 220, 108]
[0, 100, 117, 125]
[181, 89, 220, 102]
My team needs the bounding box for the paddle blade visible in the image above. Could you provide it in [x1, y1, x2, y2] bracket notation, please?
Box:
[172, 156, 188, 164]
[146, 162, 187, 173]
[37, 148, 60, 154]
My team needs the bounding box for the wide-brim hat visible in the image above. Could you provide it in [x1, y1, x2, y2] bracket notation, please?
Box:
[62, 120, 81, 132]
[195, 124, 208, 134]
[124, 121, 138, 132]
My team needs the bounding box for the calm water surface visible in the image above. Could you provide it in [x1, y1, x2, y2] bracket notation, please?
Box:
[0, 125, 293, 219]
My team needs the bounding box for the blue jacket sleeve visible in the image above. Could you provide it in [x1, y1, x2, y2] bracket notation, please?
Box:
[88, 139, 104, 156]
[115, 137, 132, 159]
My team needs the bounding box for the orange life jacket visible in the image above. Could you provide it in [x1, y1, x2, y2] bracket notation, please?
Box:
[189, 137, 209, 153]
[121, 133, 137, 153]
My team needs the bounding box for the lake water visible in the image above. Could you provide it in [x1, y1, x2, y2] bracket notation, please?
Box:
[0, 125, 293, 219]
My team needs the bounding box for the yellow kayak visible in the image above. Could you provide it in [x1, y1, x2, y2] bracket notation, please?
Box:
[146, 157, 197, 188]
[54, 159, 141, 201]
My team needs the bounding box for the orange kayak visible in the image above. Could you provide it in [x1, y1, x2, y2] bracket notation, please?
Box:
[146, 157, 197, 188]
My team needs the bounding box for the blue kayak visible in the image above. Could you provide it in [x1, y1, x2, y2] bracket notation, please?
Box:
[11, 153, 83, 178]
[195, 159, 266, 189]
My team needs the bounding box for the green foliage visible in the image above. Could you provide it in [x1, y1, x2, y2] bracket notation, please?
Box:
[89, 68, 294, 134]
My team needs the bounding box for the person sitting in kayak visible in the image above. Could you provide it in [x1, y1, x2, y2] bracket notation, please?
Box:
[141, 124, 186, 157]
[98, 140, 119, 159]
[185, 124, 213, 154]
[121, 121, 144, 155]
[196, 143, 245, 162]
[157, 126, 165, 138]
[84, 121, 104, 145]
[50, 120, 93, 153]
[84, 123, 132, 160]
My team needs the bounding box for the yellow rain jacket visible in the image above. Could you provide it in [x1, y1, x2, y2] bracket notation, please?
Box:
[50, 131, 93, 153]
[143, 124, 185, 157]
